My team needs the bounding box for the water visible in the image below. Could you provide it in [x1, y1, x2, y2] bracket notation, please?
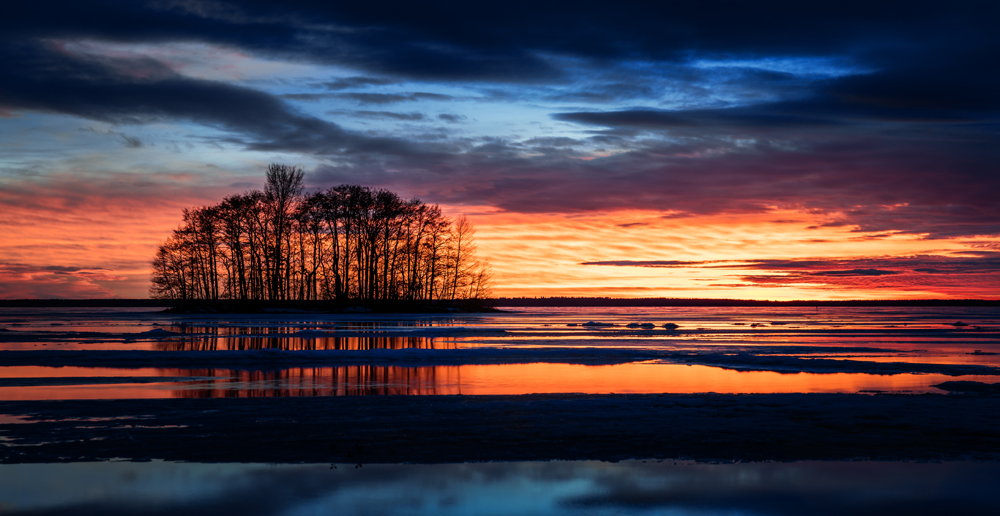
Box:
[4, 362, 999, 400]
[1, 306, 998, 398]
[1, 306, 998, 512]
[1, 460, 998, 515]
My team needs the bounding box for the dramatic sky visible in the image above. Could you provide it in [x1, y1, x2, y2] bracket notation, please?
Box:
[2, 0, 999, 299]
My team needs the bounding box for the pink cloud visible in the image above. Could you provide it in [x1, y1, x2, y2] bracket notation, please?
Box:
[0, 263, 125, 299]
[0, 170, 251, 298]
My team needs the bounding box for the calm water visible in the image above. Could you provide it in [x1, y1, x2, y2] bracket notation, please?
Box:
[1, 460, 998, 515]
[1, 306, 998, 399]
[4, 363, 999, 400]
[2, 306, 999, 513]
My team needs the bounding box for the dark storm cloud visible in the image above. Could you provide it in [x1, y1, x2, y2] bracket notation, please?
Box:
[554, 76, 999, 131]
[545, 82, 657, 103]
[279, 93, 335, 101]
[555, 44, 1000, 130]
[349, 111, 425, 121]
[324, 76, 397, 90]
[0, 39, 430, 156]
[555, 106, 843, 130]
[3, 1, 994, 82]
[541, 21, 1000, 236]
[313, 125, 1000, 237]
[335, 93, 415, 105]
[5, 1, 997, 122]
[336, 92, 455, 105]
[3, 1, 999, 238]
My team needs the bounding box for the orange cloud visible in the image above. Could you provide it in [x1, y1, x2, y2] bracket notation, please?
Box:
[0, 170, 247, 298]
[0, 264, 124, 298]
[3, 177, 998, 299]
[461, 208, 1000, 300]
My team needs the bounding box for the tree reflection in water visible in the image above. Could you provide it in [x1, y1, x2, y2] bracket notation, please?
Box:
[170, 366, 464, 397]
[153, 321, 465, 351]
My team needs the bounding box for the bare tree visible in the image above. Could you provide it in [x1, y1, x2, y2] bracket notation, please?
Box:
[264, 164, 304, 301]
[151, 165, 492, 305]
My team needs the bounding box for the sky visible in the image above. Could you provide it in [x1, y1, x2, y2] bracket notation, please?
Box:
[1, 0, 999, 300]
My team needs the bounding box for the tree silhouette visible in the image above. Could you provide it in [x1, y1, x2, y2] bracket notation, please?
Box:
[150, 164, 493, 305]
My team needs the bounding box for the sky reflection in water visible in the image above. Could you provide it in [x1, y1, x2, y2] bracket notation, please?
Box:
[1, 306, 998, 399]
[2, 307, 1000, 512]
[0, 460, 998, 515]
[2, 362, 995, 400]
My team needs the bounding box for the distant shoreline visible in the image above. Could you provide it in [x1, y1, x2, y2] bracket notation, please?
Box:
[1, 297, 999, 308]
[0, 299, 499, 313]
[492, 297, 1000, 307]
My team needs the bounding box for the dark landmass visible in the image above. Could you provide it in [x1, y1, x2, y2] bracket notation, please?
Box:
[933, 381, 1000, 394]
[0, 298, 500, 313]
[2, 393, 999, 464]
[494, 297, 1000, 307]
[162, 299, 501, 314]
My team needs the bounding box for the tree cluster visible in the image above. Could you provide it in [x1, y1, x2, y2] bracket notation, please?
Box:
[151, 164, 492, 304]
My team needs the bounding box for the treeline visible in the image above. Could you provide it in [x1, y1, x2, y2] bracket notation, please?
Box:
[151, 164, 492, 304]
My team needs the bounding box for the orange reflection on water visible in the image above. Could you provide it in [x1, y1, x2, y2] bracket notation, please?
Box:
[0, 366, 169, 378]
[0, 384, 180, 400]
[437, 362, 984, 395]
[1, 362, 988, 400]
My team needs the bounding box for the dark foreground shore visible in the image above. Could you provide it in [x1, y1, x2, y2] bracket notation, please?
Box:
[3, 392, 999, 464]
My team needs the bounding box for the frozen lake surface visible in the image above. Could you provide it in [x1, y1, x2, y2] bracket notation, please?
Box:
[2, 306, 999, 512]
[1, 306, 998, 398]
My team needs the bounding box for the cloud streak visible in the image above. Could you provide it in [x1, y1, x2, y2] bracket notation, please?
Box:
[0, 39, 432, 158]
[582, 254, 1000, 296]
[2, 1, 999, 298]
[0, 263, 125, 298]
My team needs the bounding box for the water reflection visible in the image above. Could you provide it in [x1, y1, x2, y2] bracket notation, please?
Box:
[160, 320, 459, 334]
[164, 363, 1000, 398]
[175, 366, 462, 397]
[3, 307, 998, 358]
[154, 334, 456, 351]
[149, 321, 469, 351]
[4, 362, 993, 400]
[0, 460, 997, 515]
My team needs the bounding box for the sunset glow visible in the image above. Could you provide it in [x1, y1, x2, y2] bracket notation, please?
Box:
[5, 363, 992, 400]
[4, 5, 1000, 507]
[2, 2, 998, 300]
